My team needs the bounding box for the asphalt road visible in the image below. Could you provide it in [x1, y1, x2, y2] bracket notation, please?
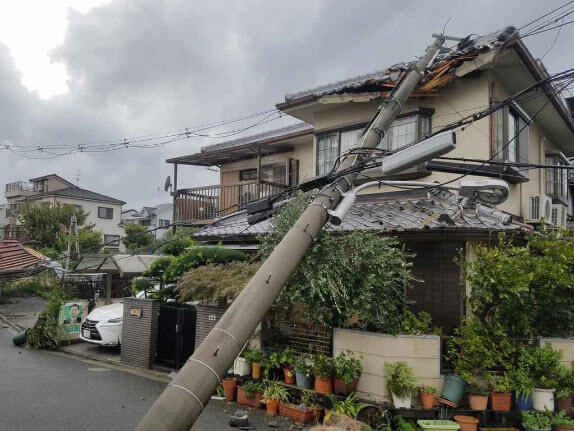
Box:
[0, 328, 166, 431]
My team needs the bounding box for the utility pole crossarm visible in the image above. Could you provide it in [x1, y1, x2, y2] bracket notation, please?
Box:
[135, 35, 446, 431]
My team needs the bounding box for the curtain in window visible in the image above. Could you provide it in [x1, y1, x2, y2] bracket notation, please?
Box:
[340, 128, 363, 154]
[317, 134, 339, 175]
[379, 115, 419, 151]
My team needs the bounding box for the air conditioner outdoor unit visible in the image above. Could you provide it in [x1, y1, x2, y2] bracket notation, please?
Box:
[526, 195, 552, 223]
[550, 204, 568, 229]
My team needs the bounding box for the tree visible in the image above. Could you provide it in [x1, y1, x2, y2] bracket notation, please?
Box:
[122, 224, 155, 253]
[142, 256, 175, 289]
[18, 203, 94, 254]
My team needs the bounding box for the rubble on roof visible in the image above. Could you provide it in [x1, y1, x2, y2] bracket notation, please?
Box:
[284, 26, 518, 102]
[194, 189, 523, 240]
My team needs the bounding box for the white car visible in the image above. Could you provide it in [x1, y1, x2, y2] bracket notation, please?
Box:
[80, 303, 123, 346]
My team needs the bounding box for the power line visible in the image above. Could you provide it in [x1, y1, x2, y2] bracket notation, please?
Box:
[518, 0, 574, 31]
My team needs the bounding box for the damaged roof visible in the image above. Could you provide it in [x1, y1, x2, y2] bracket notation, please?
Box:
[281, 27, 518, 105]
[0, 240, 48, 279]
[194, 190, 524, 241]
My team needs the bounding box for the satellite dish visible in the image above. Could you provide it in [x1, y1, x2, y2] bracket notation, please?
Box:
[164, 176, 172, 192]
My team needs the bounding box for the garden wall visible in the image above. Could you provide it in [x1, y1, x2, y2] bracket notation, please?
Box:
[540, 337, 574, 369]
[333, 329, 442, 402]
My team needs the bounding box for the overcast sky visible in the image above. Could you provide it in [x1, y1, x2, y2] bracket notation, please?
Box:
[0, 0, 572, 209]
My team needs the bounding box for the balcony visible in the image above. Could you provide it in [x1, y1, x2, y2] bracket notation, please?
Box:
[5, 181, 34, 199]
[175, 181, 287, 223]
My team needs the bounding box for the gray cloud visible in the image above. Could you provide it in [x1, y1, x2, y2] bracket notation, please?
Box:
[0, 0, 572, 208]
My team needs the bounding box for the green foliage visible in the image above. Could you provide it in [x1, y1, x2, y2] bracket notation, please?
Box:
[333, 351, 363, 384]
[487, 373, 513, 393]
[163, 246, 245, 283]
[131, 277, 154, 295]
[327, 393, 366, 419]
[313, 354, 334, 379]
[417, 386, 437, 395]
[554, 410, 574, 427]
[262, 380, 288, 402]
[279, 348, 295, 367]
[396, 416, 420, 431]
[243, 349, 264, 364]
[510, 363, 536, 398]
[266, 351, 283, 370]
[522, 411, 552, 430]
[446, 321, 516, 380]
[177, 261, 258, 303]
[294, 355, 313, 376]
[301, 391, 321, 407]
[385, 361, 417, 397]
[26, 285, 66, 350]
[142, 256, 175, 288]
[123, 224, 155, 253]
[242, 381, 264, 399]
[465, 232, 574, 338]
[556, 364, 574, 399]
[400, 310, 441, 336]
[18, 203, 99, 254]
[2, 277, 55, 299]
[519, 344, 565, 389]
[158, 234, 194, 256]
[259, 192, 415, 330]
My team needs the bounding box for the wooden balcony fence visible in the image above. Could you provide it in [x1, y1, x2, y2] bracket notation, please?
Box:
[175, 180, 287, 223]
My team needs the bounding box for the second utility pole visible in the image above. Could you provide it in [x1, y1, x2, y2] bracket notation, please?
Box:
[136, 34, 446, 431]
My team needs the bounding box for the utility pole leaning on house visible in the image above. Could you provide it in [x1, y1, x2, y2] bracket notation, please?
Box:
[136, 34, 449, 431]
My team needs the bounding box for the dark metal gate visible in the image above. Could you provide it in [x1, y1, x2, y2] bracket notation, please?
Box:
[156, 305, 196, 369]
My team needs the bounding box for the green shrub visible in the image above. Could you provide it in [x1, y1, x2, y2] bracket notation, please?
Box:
[159, 237, 194, 256]
[313, 354, 333, 379]
[333, 350, 363, 384]
[385, 361, 417, 397]
[164, 247, 245, 282]
[522, 411, 552, 430]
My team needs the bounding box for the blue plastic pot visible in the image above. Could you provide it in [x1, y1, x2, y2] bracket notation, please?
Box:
[438, 374, 467, 408]
[295, 370, 313, 389]
[516, 393, 533, 411]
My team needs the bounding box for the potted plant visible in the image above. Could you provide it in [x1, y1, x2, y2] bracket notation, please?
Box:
[417, 385, 436, 409]
[294, 355, 314, 389]
[333, 351, 363, 396]
[527, 344, 563, 412]
[467, 377, 489, 411]
[556, 365, 574, 413]
[313, 354, 334, 394]
[222, 376, 237, 401]
[521, 411, 552, 431]
[265, 351, 284, 381]
[325, 393, 366, 421]
[385, 361, 417, 409]
[233, 350, 251, 377]
[279, 348, 295, 384]
[512, 369, 534, 411]
[279, 391, 324, 424]
[244, 349, 264, 380]
[454, 415, 480, 431]
[553, 410, 574, 431]
[488, 373, 513, 412]
[237, 381, 264, 408]
[262, 380, 288, 415]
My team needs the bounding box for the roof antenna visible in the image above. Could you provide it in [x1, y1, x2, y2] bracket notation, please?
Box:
[442, 17, 452, 35]
[74, 169, 82, 187]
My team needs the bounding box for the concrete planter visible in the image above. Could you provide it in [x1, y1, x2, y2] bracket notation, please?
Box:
[392, 392, 412, 409]
[233, 357, 251, 376]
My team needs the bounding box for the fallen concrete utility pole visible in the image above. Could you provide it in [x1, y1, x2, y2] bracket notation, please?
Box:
[136, 34, 446, 431]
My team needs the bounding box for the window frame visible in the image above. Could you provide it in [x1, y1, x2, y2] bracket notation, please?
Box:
[98, 206, 114, 219]
[158, 219, 170, 228]
[103, 234, 121, 247]
[545, 152, 569, 203]
[491, 103, 530, 163]
[315, 109, 433, 175]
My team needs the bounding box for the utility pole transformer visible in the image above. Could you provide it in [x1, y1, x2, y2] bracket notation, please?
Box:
[136, 35, 446, 431]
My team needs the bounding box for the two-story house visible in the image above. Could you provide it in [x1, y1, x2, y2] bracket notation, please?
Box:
[4, 174, 126, 251]
[165, 27, 574, 331]
[121, 203, 173, 238]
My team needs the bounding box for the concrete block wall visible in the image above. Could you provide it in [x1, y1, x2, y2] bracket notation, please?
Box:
[333, 329, 442, 402]
[120, 298, 160, 369]
[541, 338, 574, 369]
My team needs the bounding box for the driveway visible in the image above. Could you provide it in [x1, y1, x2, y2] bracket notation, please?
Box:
[0, 327, 165, 431]
[0, 296, 47, 329]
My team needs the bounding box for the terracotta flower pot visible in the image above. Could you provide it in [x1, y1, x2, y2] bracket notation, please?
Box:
[334, 377, 359, 395]
[556, 395, 572, 413]
[222, 377, 237, 402]
[252, 363, 261, 379]
[421, 392, 435, 409]
[469, 394, 488, 411]
[490, 392, 512, 412]
[266, 398, 280, 415]
[454, 415, 479, 431]
[556, 426, 574, 431]
[237, 387, 263, 408]
[314, 376, 333, 394]
[283, 367, 295, 385]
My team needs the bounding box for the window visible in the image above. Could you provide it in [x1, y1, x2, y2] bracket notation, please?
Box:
[139, 219, 151, 226]
[159, 219, 170, 227]
[316, 112, 431, 175]
[492, 105, 529, 163]
[104, 235, 120, 247]
[239, 169, 257, 181]
[546, 153, 568, 200]
[239, 164, 288, 185]
[98, 207, 113, 219]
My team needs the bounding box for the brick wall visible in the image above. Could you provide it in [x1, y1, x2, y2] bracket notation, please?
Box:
[120, 298, 160, 368]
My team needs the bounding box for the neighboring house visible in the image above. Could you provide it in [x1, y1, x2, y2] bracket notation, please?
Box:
[0, 204, 6, 240]
[0, 239, 49, 280]
[4, 174, 126, 252]
[121, 203, 173, 238]
[166, 27, 574, 331]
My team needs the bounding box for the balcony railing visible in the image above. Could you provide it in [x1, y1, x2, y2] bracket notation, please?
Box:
[5, 181, 33, 193]
[175, 181, 288, 223]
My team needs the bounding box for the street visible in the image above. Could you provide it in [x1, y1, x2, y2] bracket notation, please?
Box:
[0, 328, 165, 431]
